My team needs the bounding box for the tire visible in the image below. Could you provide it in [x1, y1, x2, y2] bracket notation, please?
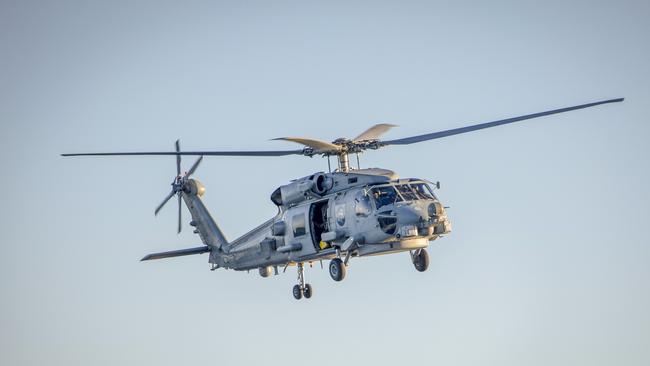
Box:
[414, 249, 430, 272]
[329, 258, 347, 281]
[292, 284, 302, 300]
[303, 284, 313, 299]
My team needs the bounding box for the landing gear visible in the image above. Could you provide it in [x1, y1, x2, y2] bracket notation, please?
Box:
[329, 258, 347, 281]
[293, 284, 302, 300]
[303, 283, 313, 299]
[292, 263, 313, 300]
[412, 248, 429, 272]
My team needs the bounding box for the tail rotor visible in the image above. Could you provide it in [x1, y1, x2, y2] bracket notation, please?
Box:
[155, 139, 203, 234]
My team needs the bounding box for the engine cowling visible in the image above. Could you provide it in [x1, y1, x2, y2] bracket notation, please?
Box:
[270, 173, 333, 206]
[312, 172, 333, 195]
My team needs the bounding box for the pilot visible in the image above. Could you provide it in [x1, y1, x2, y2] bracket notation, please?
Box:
[373, 190, 385, 207]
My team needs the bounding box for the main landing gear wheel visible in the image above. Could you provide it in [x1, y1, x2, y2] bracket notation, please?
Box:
[413, 248, 430, 272]
[292, 284, 302, 300]
[292, 262, 313, 300]
[303, 284, 313, 299]
[329, 258, 347, 281]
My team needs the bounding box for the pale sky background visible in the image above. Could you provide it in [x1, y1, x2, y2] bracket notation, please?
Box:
[1, 1, 649, 365]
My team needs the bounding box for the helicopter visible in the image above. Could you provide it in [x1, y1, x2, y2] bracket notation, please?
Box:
[62, 97, 623, 300]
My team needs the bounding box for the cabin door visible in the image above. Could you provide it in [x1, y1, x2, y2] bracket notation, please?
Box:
[309, 200, 329, 251]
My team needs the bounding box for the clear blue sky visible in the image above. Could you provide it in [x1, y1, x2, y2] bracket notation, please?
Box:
[1, 1, 648, 365]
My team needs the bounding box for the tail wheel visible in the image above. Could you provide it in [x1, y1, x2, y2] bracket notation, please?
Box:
[329, 258, 347, 281]
[413, 249, 430, 272]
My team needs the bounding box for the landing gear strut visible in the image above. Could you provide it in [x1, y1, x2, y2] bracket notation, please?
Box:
[292, 263, 313, 300]
[411, 248, 429, 272]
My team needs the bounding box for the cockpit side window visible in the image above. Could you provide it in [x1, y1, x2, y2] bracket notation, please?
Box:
[355, 191, 372, 217]
[395, 184, 418, 201]
[410, 183, 436, 200]
[371, 186, 401, 209]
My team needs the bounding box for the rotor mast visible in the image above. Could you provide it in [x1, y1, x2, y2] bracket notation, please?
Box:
[337, 151, 351, 172]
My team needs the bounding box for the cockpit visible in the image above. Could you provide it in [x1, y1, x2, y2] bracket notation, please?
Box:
[369, 182, 437, 209]
[350, 180, 448, 238]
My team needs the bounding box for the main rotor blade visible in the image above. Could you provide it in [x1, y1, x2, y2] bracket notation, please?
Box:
[186, 156, 203, 177]
[155, 190, 176, 216]
[272, 137, 342, 153]
[354, 123, 397, 141]
[61, 149, 305, 157]
[177, 194, 182, 234]
[175, 140, 181, 176]
[382, 98, 624, 146]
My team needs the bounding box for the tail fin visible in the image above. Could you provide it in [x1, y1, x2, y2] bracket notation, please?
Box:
[181, 181, 229, 250]
[140, 186, 226, 262]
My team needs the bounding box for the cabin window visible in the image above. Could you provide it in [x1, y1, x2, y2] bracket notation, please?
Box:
[370, 186, 401, 209]
[355, 191, 372, 217]
[335, 203, 346, 227]
[292, 214, 306, 237]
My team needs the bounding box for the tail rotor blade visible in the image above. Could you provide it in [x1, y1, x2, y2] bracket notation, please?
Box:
[155, 190, 176, 216]
[175, 140, 181, 176]
[186, 156, 203, 177]
[177, 194, 182, 234]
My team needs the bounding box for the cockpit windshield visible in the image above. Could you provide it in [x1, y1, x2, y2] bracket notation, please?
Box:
[370, 186, 402, 209]
[410, 183, 436, 200]
[370, 182, 437, 208]
[395, 184, 419, 201]
[370, 182, 436, 209]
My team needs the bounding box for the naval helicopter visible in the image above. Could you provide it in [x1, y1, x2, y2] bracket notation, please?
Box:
[62, 97, 623, 300]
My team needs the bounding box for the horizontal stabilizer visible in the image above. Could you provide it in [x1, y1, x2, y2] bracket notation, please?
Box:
[141, 246, 210, 261]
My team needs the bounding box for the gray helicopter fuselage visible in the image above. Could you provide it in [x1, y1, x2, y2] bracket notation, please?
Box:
[182, 168, 451, 272]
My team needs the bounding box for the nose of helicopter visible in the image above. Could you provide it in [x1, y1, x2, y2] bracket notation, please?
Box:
[394, 201, 452, 237]
[395, 205, 422, 225]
